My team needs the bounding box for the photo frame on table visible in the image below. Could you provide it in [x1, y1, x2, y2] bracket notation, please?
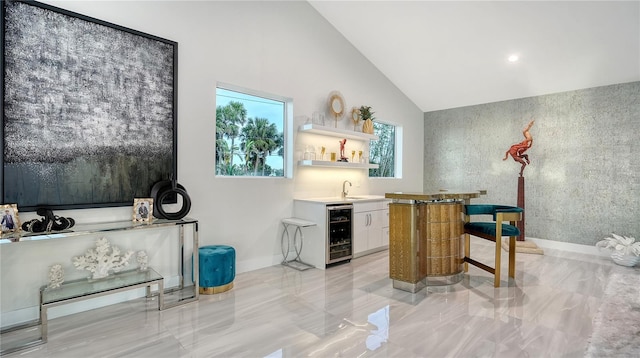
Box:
[133, 198, 154, 222]
[1, 204, 20, 234]
[1, 0, 178, 211]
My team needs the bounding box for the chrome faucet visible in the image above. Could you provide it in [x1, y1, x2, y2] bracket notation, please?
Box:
[342, 180, 352, 198]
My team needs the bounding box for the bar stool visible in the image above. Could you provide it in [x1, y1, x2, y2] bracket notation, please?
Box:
[463, 204, 523, 287]
[281, 217, 316, 271]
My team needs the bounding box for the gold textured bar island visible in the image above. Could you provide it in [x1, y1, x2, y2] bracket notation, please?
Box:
[385, 191, 482, 293]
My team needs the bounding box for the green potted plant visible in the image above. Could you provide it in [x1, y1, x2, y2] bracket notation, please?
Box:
[359, 105, 375, 134]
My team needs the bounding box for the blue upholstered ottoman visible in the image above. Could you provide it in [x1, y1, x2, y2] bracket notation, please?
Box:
[199, 245, 235, 294]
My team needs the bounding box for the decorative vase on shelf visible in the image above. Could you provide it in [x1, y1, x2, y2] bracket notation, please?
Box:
[363, 119, 374, 134]
[359, 105, 375, 134]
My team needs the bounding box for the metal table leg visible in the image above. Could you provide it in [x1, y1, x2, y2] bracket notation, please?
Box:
[281, 218, 316, 271]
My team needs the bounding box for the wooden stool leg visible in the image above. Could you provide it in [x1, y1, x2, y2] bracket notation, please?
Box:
[464, 233, 470, 272]
[494, 235, 501, 287]
[508, 236, 516, 278]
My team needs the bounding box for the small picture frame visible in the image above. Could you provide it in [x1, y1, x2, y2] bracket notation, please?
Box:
[133, 198, 154, 222]
[1, 204, 21, 234]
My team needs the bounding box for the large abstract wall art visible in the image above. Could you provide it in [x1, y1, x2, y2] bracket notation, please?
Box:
[2, 1, 177, 211]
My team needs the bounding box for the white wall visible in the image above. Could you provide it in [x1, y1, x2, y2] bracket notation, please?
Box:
[0, 1, 423, 324]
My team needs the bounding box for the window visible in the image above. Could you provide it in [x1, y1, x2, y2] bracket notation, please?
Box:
[369, 121, 399, 178]
[215, 85, 290, 177]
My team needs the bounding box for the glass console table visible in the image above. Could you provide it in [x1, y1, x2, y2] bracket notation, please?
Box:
[0, 218, 199, 355]
[41, 268, 164, 343]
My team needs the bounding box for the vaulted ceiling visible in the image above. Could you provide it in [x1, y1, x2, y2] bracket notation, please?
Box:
[309, 1, 640, 112]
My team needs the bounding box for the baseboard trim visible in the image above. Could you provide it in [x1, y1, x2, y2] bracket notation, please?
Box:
[525, 237, 609, 257]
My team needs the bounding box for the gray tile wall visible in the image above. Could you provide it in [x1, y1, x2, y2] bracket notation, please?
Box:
[424, 81, 640, 246]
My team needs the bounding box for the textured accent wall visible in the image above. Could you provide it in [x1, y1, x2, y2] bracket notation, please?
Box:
[424, 82, 639, 246]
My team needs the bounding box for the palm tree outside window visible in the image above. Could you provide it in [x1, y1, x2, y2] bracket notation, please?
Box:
[215, 86, 287, 177]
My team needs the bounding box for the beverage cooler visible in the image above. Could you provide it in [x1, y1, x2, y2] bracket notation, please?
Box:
[326, 204, 353, 265]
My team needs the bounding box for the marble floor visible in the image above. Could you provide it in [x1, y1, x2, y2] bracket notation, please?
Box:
[3, 240, 639, 357]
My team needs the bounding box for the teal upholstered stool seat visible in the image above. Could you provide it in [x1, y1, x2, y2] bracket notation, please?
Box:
[199, 245, 235, 294]
[464, 205, 522, 240]
[464, 222, 520, 237]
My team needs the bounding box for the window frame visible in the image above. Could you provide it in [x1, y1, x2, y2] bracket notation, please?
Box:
[215, 83, 293, 178]
[369, 120, 402, 179]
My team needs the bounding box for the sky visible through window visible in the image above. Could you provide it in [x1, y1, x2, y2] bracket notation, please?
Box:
[216, 88, 284, 172]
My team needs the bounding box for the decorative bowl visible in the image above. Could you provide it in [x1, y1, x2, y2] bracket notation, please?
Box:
[610, 251, 640, 267]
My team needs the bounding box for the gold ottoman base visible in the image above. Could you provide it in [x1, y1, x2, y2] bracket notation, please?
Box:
[199, 282, 234, 295]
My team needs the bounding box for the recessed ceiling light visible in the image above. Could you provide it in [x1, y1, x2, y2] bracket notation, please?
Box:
[508, 54, 519, 62]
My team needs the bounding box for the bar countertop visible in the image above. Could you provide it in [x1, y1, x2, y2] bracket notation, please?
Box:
[385, 190, 486, 202]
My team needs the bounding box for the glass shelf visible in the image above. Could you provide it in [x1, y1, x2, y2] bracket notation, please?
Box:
[1, 217, 198, 244]
[41, 268, 163, 306]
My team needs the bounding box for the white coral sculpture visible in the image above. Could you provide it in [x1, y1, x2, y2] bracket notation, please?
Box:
[136, 250, 149, 271]
[47, 264, 64, 289]
[73, 237, 134, 279]
[596, 233, 640, 257]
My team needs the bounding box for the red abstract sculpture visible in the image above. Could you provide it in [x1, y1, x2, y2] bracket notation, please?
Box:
[339, 138, 347, 161]
[503, 120, 534, 177]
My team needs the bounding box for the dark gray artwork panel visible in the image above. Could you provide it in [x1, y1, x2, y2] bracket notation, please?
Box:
[2, 1, 177, 210]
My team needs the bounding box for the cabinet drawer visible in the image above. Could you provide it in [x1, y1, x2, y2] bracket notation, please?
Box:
[353, 200, 389, 213]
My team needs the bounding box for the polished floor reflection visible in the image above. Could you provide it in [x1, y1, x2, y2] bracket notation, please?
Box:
[5, 240, 639, 357]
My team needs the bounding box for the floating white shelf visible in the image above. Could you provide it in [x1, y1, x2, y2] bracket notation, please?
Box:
[298, 123, 379, 141]
[298, 160, 379, 169]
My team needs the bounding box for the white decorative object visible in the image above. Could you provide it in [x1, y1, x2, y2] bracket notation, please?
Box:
[137, 250, 149, 271]
[47, 264, 64, 289]
[610, 251, 640, 267]
[596, 233, 640, 267]
[73, 237, 134, 279]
